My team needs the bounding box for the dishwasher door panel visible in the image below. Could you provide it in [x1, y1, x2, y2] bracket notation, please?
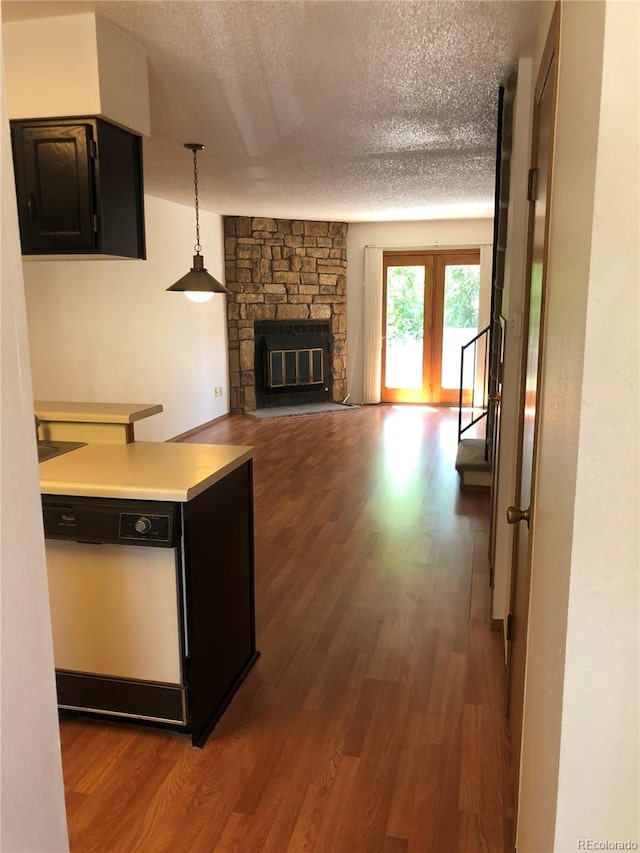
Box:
[46, 539, 182, 685]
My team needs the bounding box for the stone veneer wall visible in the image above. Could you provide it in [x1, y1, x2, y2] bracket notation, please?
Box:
[224, 217, 348, 412]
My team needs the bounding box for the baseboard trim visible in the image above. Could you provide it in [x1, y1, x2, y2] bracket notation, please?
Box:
[169, 413, 229, 442]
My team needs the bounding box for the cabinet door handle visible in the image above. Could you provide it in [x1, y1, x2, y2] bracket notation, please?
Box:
[27, 194, 37, 220]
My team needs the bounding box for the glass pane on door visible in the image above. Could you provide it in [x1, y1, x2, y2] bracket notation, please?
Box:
[441, 264, 480, 389]
[384, 265, 425, 389]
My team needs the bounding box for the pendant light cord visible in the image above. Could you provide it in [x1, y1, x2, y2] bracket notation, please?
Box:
[167, 142, 228, 295]
[193, 148, 202, 254]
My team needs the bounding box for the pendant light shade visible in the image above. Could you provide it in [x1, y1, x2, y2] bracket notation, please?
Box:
[166, 253, 227, 297]
[167, 143, 229, 298]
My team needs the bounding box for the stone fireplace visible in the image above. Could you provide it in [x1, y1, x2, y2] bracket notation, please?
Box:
[224, 217, 347, 413]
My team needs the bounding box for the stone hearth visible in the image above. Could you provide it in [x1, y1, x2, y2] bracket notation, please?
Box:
[224, 217, 348, 413]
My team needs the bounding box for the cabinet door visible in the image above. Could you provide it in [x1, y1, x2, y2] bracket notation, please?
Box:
[13, 122, 97, 252]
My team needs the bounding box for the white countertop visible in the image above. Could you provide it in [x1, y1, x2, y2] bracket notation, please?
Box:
[34, 401, 163, 424]
[39, 441, 254, 502]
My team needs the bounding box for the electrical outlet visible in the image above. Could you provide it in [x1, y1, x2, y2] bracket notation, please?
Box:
[214, 387, 222, 398]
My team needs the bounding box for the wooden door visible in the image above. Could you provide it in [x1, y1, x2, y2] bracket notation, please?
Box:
[432, 251, 482, 404]
[381, 252, 434, 403]
[506, 6, 559, 812]
[381, 250, 481, 404]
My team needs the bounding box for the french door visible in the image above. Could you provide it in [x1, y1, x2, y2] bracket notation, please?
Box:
[381, 249, 481, 404]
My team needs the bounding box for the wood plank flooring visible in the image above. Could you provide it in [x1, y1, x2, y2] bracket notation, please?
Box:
[59, 405, 514, 852]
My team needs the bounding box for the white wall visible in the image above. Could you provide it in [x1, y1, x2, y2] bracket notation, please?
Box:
[0, 57, 69, 853]
[23, 195, 229, 441]
[346, 219, 494, 403]
[553, 0, 638, 845]
[517, 1, 639, 849]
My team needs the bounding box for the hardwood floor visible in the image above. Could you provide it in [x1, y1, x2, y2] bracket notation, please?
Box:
[60, 405, 514, 852]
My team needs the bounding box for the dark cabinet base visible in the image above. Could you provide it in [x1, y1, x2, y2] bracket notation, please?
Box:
[57, 650, 259, 747]
[57, 671, 187, 726]
[190, 650, 260, 748]
[183, 463, 258, 744]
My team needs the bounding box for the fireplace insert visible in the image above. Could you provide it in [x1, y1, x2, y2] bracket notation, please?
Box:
[254, 320, 331, 408]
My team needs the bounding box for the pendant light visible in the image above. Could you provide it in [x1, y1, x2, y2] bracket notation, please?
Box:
[167, 143, 229, 301]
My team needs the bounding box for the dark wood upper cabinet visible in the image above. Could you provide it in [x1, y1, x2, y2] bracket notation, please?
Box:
[10, 117, 146, 259]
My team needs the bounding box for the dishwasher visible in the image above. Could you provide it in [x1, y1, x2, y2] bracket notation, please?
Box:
[43, 495, 188, 727]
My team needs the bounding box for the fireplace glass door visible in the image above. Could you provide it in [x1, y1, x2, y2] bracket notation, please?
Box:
[268, 348, 324, 387]
[381, 250, 481, 404]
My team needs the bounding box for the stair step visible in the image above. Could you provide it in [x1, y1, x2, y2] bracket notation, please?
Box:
[455, 439, 491, 472]
[456, 439, 491, 492]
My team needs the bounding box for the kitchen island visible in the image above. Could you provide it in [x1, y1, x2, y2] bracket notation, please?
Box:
[34, 400, 163, 443]
[39, 440, 253, 500]
[41, 441, 258, 747]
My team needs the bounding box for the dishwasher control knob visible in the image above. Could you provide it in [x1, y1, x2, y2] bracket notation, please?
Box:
[134, 516, 152, 535]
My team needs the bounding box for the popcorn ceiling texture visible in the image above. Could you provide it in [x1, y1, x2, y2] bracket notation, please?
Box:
[224, 217, 348, 413]
[2, 0, 541, 221]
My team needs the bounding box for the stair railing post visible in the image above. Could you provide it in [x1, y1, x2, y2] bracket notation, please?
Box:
[458, 325, 491, 441]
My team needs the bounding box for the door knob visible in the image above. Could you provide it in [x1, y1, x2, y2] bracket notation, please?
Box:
[506, 505, 530, 526]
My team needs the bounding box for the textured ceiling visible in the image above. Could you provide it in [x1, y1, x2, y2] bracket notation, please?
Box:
[2, 0, 541, 222]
